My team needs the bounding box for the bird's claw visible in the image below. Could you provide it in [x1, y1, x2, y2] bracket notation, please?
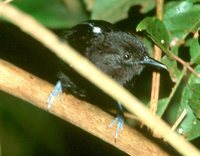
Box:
[108, 114, 124, 141]
[47, 80, 62, 110]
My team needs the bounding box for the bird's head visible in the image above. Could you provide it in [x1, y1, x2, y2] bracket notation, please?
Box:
[63, 20, 167, 85]
[84, 24, 167, 85]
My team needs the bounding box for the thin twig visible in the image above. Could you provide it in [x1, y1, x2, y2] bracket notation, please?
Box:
[166, 30, 200, 77]
[150, 46, 162, 114]
[158, 69, 186, 117]
[171, 109, 187, 132]
[0, 3, 200, 156]
[170, 52, 200, 78]
[150, 0, 164, 115]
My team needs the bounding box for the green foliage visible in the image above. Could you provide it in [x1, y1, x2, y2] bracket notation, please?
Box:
[91, 0, 155, 23]
[177, 66, 200, 140]
[187, 38, 200, 64]
[136, 0, 200, 140]
[12, 0, 89, 28]
[136, 17, 170, 51]
[164, 1, 200, 41]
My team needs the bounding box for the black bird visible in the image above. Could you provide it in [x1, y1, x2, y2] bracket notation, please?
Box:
[48, 20, 167, 139]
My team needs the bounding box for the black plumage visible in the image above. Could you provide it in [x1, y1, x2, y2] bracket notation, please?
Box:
[48, 20, 167, 139]
[56, 20, 166, 106]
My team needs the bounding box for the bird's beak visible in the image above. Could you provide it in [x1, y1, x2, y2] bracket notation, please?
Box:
[140, 56, 167, 70]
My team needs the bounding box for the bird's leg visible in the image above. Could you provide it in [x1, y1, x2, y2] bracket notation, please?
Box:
[47, 80, 62, 110]
[108, 102, 124, 141]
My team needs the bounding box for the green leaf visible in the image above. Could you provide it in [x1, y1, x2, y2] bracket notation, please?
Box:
[186, 66, 200, 119]
[12, 0, 89, 28]
[189, 85, 200, 119]
[186, 38, 200, 64]
[91, 0, 155, 23]
[162, 55, 181, 82]
[157, 98, 168, 116]
[177, 65, 200, 140]
[164, 1, 200, 41]
[187, 0, 200, 3]
[177, 104, 200, 140]
[157, 70, 185, 117]
[136, 17, 170, 52]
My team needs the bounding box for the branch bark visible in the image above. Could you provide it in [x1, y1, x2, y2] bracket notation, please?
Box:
[0, 59, 168, 156]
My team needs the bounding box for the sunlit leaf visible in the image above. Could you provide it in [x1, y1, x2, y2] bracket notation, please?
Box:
[12, 0, 89, 28]
[91, 0, 155, 23]
[164, 1, 200, 41]
[136, 17, 170, 53]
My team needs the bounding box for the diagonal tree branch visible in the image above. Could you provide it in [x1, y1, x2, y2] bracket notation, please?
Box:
[0, 59, 168, 156]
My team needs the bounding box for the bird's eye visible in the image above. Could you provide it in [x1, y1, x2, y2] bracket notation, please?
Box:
[123, 54, 131, 60]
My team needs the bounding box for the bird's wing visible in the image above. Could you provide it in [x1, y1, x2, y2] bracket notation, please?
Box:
[57, 72, 87, 99]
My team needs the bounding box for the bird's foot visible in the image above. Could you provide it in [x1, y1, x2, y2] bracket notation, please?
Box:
[47, 80, 62, 110]
[108, 114, 124, 142]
